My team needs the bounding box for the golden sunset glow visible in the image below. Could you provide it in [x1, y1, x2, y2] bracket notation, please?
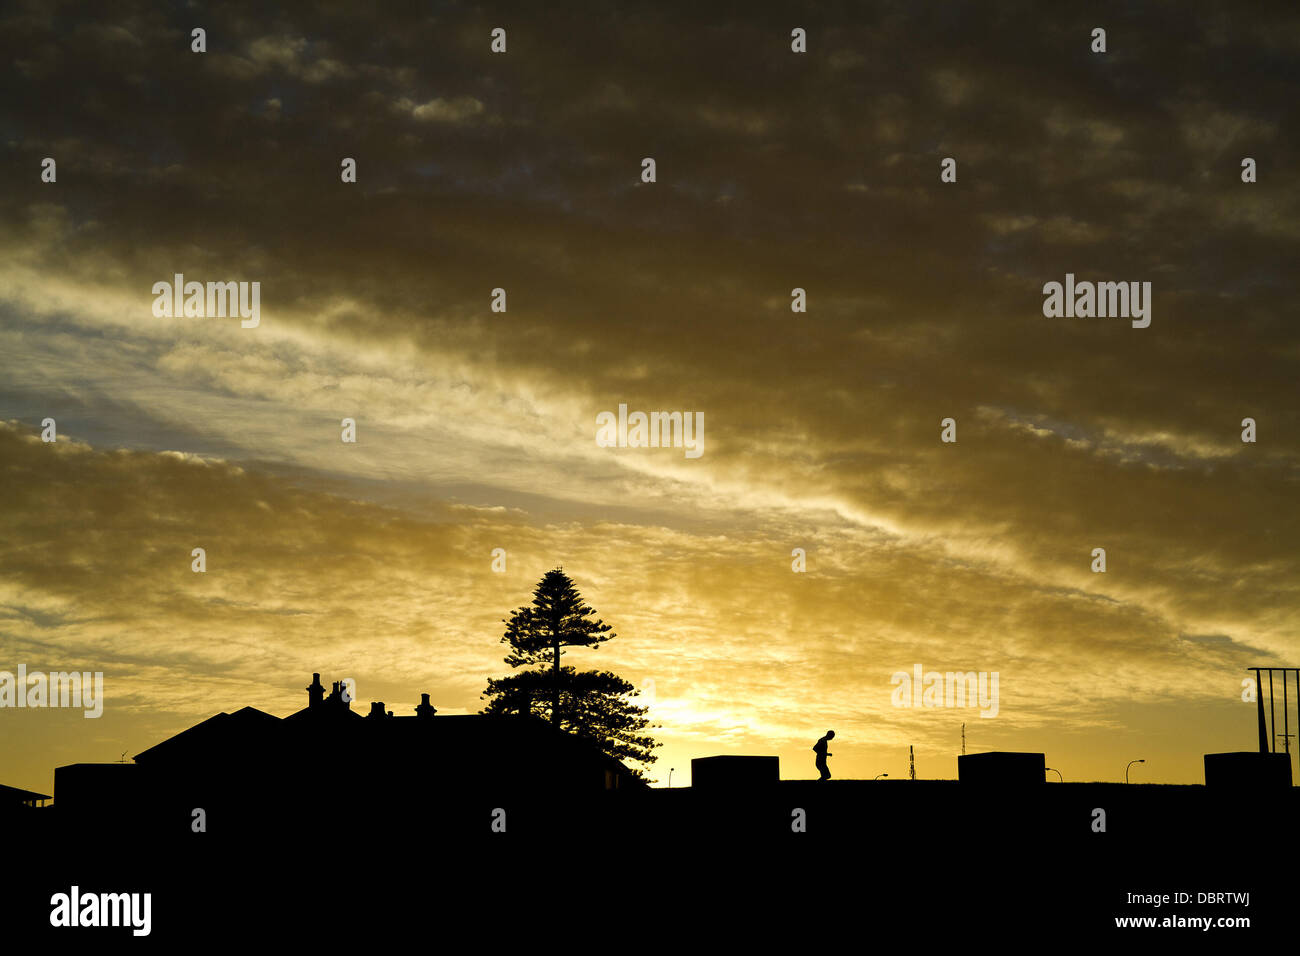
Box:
[2, 3, 1297, 798]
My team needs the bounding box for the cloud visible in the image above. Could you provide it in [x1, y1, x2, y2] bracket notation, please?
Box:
[399, 95, 486, 124]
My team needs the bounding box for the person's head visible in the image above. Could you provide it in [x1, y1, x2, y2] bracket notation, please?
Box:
[826, 730, 835, 739]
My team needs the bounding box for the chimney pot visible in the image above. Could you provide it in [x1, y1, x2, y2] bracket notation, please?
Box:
[307, 673, 325, 709]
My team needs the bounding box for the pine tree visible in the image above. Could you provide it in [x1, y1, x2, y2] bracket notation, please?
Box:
[480, 569, 660, 778]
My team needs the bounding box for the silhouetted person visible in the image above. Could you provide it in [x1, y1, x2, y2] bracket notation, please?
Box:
[813, 730, 835, 780]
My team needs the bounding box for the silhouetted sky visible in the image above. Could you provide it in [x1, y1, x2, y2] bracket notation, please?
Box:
[1, 0, 1297, 790]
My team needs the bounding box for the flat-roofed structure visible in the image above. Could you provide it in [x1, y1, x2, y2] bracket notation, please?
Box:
[691, 755, 780, 789]
[1204, 751, 1293, 788]
[958, 751, 1046, 784]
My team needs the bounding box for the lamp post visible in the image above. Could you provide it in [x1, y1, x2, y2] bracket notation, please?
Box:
[1125, 758, 1145, 783]
[668, 768, 674, 789]
[874, 773, 888, 780]
[1046, 767, 1062, 782]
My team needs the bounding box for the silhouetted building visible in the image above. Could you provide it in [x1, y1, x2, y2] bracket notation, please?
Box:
[51, 763, 141, 817]
[958, 751, 1046, 784]
[1204, 751, 1293, 788]
[691, 755, 780, 789]
[55, 673, 644, 827]
[0, 782, 50, 810]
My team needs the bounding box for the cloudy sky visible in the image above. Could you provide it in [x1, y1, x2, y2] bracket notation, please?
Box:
[2, 1, 1297, 793]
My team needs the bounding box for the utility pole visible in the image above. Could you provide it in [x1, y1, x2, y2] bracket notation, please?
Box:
[909, 745, 916, 781]
[961, 722, 966, 756]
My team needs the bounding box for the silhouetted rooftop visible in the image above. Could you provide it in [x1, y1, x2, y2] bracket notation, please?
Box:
[118, 674, 644, 802]
[0, 782, 50, 802]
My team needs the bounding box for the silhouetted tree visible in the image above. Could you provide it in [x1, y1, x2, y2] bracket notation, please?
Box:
[480, 569, 659, 777]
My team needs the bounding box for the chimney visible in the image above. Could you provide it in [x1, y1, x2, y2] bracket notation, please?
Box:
[307, 673, 325, 709]
[414, 693, 437, 718]
[367, 701, 387, 719]
[322, 680, 352, 711]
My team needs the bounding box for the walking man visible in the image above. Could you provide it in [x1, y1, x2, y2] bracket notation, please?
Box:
[813, 730, 835, 781]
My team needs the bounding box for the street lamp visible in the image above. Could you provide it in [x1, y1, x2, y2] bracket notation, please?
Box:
[1046, 767, 1063, 782]
[874, 773, 888, 780]
[1125, 759, 1145, 783]
[668, 768, 675, 788]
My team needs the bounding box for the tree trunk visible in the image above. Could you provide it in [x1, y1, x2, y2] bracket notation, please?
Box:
[552, 637, 560, 727]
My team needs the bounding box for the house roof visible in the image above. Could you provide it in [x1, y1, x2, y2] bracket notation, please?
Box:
[0, 782, 51, 801]
[134, 697, 640, 783]
[134, 705, 281, 764]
